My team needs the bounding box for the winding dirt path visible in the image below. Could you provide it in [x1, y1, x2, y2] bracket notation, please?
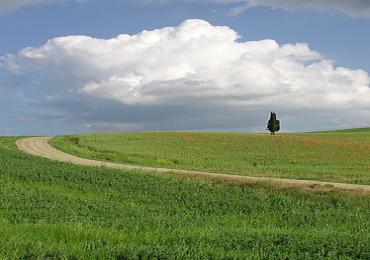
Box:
[16, 137, 370, 193]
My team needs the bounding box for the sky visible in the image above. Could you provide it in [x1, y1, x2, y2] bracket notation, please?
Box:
[0, 0, 370, 135]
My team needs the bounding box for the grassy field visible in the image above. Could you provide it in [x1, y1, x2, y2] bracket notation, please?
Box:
[0, 137, 370, 258]
[51, 128, 370, 185]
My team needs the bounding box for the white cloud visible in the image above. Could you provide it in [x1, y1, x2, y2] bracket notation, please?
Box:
[2, 19, 370, 131]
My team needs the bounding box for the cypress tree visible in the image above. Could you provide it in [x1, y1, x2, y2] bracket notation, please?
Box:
[267, 112, 280, 135]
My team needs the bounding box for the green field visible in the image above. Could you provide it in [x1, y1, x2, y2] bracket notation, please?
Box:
[51, 129, 370, 185]
[1, 137, 370, 258]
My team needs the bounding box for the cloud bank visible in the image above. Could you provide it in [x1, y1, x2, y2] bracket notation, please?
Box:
[2, 19, 370, 131]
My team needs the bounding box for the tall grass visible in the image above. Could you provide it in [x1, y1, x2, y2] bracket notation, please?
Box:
[0, 137, 369, 258]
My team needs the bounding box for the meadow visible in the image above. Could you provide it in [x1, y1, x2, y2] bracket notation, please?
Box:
[1, 136, 370, 258]
[51, 128, 370, 185]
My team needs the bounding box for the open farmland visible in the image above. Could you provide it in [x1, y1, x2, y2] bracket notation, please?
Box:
[0, 137, 370, 258]
[51, 128, 370, 185]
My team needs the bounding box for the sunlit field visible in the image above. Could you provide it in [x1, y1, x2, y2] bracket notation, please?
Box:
[51, 128, 370, 185]
[1, 137, 370, 258]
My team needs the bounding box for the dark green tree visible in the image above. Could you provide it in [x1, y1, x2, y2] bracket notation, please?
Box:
[267, 112, 280, 135]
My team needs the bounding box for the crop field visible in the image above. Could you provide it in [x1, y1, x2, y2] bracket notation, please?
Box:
[51, 128, 370, 185]
[1, 137, 370, 258]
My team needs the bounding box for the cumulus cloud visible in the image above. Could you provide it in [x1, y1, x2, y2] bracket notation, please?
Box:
[2, 19, 370, 131]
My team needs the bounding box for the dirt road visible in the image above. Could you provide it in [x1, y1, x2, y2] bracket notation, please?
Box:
[16, 137, 370, 193]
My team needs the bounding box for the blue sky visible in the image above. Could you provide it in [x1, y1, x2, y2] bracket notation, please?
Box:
[1, 0, 370, 135]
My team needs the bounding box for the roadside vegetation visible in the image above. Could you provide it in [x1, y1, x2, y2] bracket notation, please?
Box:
[51, 128, 370, 185]
[1, 137, 370, 258]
